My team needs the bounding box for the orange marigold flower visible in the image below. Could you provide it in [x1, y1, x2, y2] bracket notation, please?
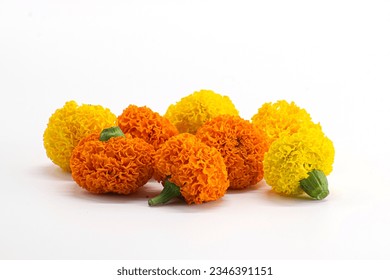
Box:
[251, 100, 316, 152]
[70, 127, 154, 195]
[43, 100, 117, 172]
[150, 133, 229, 205]
[77, 131, 133, 146]
[118, 104, 179, 150]
[196, 115, 267, 189]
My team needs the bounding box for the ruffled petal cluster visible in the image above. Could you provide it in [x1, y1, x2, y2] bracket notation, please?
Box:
[43, 101, 117, 172]
[154, 133, 229, 204]
[118, 105, 178, 150]
[165, 89, 239, 134]
[70, 135, 154, 194]
[77, 132, 133, 146]
[251, 100, 315, 151]
[196, 115, 267, 189]
[263, 125, 335, 196]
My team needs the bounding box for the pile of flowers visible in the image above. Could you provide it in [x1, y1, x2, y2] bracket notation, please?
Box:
[43, 89, 335, 206]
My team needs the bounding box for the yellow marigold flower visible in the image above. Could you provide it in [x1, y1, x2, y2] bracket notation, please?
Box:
[164, 89, 239, 134]
[251, 100, 315, 151]
[43, 101, 117, 172]
[263, 125, 335, 199]
[196, 115, 267, 189]
[150, 133, 229, 205]
[118, 105, 178, 150]
[70, 127, 154, 195]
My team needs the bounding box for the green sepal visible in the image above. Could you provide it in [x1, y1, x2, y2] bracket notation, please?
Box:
[299, 169, 329, 200]
[148, 180, 182, 206]
[99, 126, 125, 142]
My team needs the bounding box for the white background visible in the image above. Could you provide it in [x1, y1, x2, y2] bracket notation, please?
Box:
[1, 0, 389, 261]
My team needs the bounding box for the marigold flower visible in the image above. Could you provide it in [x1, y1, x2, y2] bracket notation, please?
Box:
[150, 133, 229, 205]
[196, 115, 267, 189]
[43, 100, 117, 172]
[263, 125, 335, 199]
[70, 127, 155, 195]
[118, 104, 178, 150]
[164, 89, 239, 134]
[77, 131, 133, 146]
[251, 100, 315, 151]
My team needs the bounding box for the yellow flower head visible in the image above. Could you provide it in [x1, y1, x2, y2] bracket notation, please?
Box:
[165, 89, 239, 134]
[263, 124, 335, 197]
[196, 115, 267, 189]
[251, 100, 315, 151]
[43, 101, 117, 172]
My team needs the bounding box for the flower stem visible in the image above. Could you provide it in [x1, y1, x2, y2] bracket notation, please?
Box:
[299, 169, 329, 200]
[99, 126, 125, 141]
[148, 180, 181, 206]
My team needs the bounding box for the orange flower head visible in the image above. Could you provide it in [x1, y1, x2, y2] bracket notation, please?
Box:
[77, 132, 133, 146]
[196, 115, 267, 189]
[70, 127, 154, 195]
[152, 133, 229, 205]
[118, 105, 179, 150]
